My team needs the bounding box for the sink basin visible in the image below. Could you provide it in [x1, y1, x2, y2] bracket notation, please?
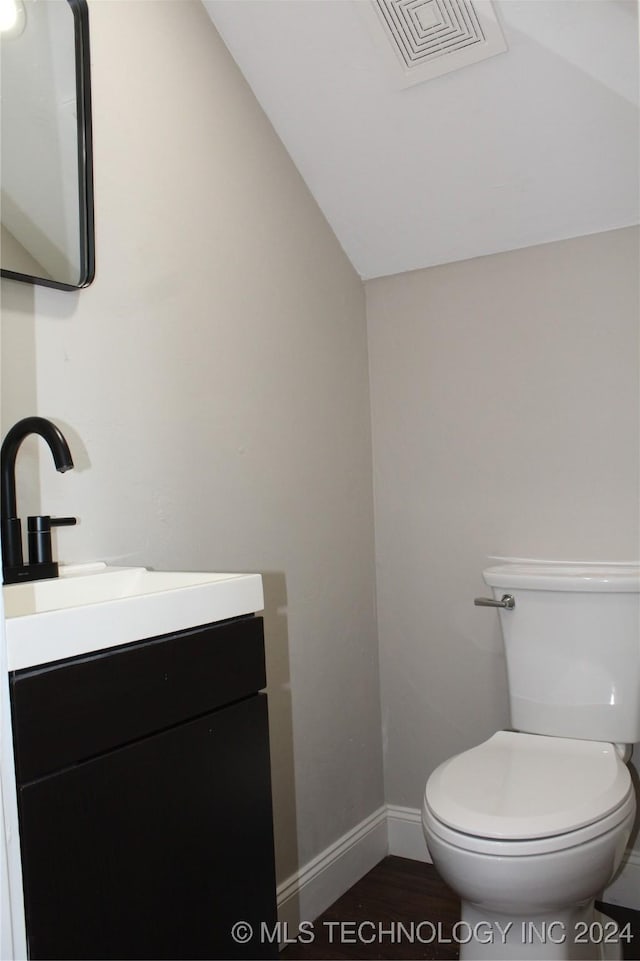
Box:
[4, 563, 264, 671]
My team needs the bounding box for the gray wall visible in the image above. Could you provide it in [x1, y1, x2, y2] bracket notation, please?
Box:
[366, 227, 640, 834]
[0, 0, 383, 884]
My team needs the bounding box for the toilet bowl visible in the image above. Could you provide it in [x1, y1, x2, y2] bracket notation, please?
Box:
[422, 731, 636, 960]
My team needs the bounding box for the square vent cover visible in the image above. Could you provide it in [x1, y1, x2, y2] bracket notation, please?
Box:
[365, 0, 507, 87]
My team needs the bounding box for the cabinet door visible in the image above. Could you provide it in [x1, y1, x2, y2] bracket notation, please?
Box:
[18, 695, 277, 960]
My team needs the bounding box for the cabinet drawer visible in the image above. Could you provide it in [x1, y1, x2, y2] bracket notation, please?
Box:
[11, 615, 265, 784]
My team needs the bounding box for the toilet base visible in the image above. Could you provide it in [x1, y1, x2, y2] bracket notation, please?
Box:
[458, 903, 624, 961]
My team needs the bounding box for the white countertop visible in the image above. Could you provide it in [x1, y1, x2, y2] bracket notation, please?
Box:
[4, 564, 264, 671]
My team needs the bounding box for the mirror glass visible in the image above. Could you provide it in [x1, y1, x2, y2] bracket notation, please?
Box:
[1, 0, 94, 290]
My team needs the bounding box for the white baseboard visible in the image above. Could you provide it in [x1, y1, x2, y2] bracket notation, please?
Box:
[386, 804, 431, 863]
[277, 805, 388, 933]
[277, 804, 640, 937]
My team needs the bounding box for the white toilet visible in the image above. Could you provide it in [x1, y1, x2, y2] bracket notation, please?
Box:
[421, 561, 639, 961]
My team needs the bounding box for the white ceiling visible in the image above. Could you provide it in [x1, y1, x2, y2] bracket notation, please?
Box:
[204, 0, 640, 280]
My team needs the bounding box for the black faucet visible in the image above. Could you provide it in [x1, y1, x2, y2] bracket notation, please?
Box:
[1, 417, 77, 585]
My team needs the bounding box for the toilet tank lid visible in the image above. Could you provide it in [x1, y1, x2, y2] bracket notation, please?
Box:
[483, 562, 640, 592]
[425, 731, 632, 840]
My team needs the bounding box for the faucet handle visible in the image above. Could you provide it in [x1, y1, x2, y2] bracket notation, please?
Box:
[27, 515, 77, 567]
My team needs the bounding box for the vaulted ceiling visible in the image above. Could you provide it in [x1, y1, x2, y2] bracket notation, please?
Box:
[205, 0, 639, 279]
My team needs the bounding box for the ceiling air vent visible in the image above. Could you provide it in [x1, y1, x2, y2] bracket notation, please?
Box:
[366, 0, 507, 87]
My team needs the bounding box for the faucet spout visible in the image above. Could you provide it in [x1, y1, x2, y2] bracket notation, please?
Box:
[1, 417, 75, 582]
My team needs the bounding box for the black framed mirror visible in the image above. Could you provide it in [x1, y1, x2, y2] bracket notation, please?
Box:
[1, 0, 94, 291]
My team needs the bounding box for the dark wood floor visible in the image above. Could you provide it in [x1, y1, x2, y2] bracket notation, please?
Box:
[280, 856, 640, 960]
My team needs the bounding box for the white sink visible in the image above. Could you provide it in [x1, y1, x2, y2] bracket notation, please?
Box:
[3, 563, 264, 671]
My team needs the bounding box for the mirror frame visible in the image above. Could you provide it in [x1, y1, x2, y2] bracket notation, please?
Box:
[1, 0, 95, 291]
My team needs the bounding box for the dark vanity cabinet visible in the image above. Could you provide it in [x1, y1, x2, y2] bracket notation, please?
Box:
[10, 615, 278, 960]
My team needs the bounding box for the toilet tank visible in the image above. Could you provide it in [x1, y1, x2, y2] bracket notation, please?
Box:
[483, 561, 640, 743]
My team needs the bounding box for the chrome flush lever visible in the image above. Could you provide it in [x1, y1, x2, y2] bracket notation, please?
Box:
[474, 594, 515, 610]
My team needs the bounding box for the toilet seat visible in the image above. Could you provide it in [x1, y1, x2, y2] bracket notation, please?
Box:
[423, 791, 635, 857]
[425, 730, 632, 844]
